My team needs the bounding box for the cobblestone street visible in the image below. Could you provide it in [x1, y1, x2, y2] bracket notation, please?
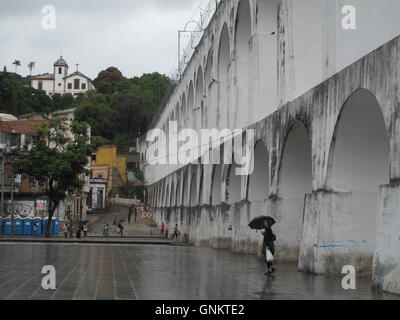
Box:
[0, 243, 398, 300]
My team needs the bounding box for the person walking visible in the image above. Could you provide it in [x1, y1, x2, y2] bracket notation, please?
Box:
[171, 224, 179, 240]
[68, 223, 74, 238]
[112, 219, 117, 233]
[83, 224, 88, 238]
[160, 222, 165, 235]
[103, 223, 110, 238]
[128, 204, 134, 224]
[262, 219, 276, 275]
[118, 221, 124, 237]
[76, 224, 82, 239]
[63, 224, 68, 239]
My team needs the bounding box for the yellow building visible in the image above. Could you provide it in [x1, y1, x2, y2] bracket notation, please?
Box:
[90, 143, 127, 199]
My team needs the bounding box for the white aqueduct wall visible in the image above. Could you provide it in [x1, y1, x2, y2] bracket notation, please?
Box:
[140, 0, 400, 295]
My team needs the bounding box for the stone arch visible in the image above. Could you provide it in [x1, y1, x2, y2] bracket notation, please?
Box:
[327, 89, 390, 193]
[218, 24, 231, 129]
[205, 48, 213, 89]
[189, 167, 198, 207]
[182, 168, 190, 207]
[247, 140, 270, 202]
[277, 121, 312, 261]
[195, 65, 204, 130]
[170, 181, 176, 207]
[204, 48, 213, 129]
[181, 93, 187, 126]
[160, 181, 166, 207]
[198, 165, 204, 206]
[175, 176, 181, 207]
[165, 182, 170, 207]
[187, 81, 195, 124]
[234, 0, 252, 129]
[324, 89, 390, 272]
[176, 103, 180, 123]
[226, 160, 242, 205]
[159, 183, 164, 207]
[210, 164, 222, 206]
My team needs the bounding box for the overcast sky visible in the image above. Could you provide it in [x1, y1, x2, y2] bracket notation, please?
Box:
[0, 0, 206, 79]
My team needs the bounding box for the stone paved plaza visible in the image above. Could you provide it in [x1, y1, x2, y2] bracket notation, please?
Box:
[0, 242, 399, 300]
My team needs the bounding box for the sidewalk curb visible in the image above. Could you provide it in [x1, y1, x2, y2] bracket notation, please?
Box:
[0, 238, 192, 246]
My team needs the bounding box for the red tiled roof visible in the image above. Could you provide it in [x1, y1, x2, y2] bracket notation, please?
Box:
[0, 120, 50, 134]
[17, 113, 38, 119]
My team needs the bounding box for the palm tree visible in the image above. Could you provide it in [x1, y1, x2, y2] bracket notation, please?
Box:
[28, 61, 35, 76]
[12, 60, 21, 74]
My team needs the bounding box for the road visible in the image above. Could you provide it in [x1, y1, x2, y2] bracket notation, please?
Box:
[0, 242, 398, 300]
[87, 205, 161, 238]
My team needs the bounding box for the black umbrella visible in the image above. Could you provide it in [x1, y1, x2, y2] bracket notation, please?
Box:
[248, 216, 276, 230]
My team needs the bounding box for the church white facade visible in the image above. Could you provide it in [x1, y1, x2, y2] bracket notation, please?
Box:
[30, 56, 95, 96]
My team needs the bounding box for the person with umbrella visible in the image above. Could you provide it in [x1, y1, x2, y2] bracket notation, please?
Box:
[249, 216, 277, 275]
[262, 218, 276, 274]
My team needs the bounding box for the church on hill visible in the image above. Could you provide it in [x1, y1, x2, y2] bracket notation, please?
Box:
[30, 56, 95, 96]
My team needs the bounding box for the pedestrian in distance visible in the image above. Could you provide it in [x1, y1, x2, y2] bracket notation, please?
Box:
[76, 225, 81, 239]
[262, 219, 277, 275]
[160, 222, 165, 235]
[33, 223, 38, 235]
[118, 221, 124, 237]
[112, 219, 117, 233]
[83, 224, 88, 238]
[68, 224, 74, 238]
[171, 224, 179, 240]
[128, 204, 134, 224]
[103, 223, 110, 238]
[63, 224, 68, 239]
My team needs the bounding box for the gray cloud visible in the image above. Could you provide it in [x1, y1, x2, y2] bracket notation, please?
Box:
[0, 0, 200, 79]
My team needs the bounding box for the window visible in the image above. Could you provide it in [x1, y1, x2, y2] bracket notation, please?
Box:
[68, 83, 72, 89]
[91, 154, 96, 162]
[82, 83, 86, 90]
[74, 79, 80, 90]
[38, 81, 43, 91]
[58, 67, 62, 74]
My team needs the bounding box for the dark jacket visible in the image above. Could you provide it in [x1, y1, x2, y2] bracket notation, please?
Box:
[263, 226, 276, 255]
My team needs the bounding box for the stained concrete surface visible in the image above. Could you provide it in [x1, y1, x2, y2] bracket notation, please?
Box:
[0, 243, 398, 300]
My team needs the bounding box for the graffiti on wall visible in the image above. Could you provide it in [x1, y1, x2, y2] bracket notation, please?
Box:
[6, 201, 37, 218]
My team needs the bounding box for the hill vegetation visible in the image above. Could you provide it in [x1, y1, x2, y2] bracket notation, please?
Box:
[0, 68, 175, 152]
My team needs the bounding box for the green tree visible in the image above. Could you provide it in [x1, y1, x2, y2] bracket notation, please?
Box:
[51, 93, 75, 111]
[27, 62, 35, 76]
[75, 93, 117, 139]
[12, 60, 21, 74]
[0, 72, 53, 115]
[93, 67, 125, 94]
[13, 120, 100, 237]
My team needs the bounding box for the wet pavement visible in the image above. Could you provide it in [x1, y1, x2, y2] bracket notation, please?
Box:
[0, 242, 398, 300]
